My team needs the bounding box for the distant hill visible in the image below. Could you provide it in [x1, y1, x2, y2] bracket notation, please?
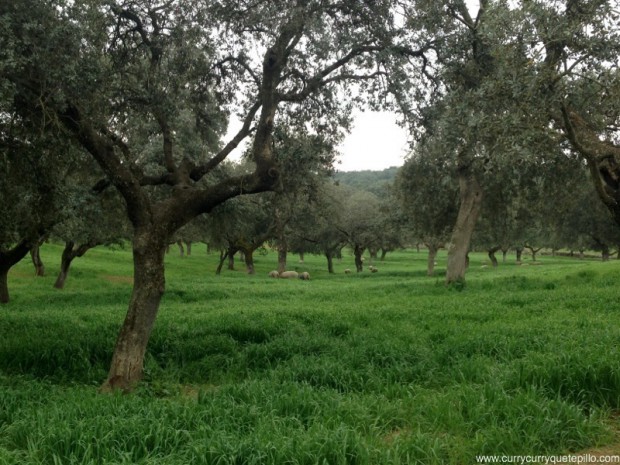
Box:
[334, 166, 399, 197]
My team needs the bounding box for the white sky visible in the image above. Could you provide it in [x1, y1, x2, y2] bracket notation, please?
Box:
[336, 110, 410, 172]
[223, 110, 410, 172]
[224, 1, 481, 173]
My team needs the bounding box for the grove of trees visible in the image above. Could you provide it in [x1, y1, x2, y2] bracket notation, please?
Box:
[1, 0, 619, 391]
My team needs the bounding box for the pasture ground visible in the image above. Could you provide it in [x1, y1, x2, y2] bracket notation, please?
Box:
[1, 244, 620, 464]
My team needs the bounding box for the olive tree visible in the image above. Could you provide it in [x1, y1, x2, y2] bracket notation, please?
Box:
[3, 0, 423, 390]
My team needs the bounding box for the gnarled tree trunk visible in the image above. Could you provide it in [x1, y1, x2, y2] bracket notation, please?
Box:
[30, 243, 45, 276]
[446, 170, 483, 285]
[101, 232, 166, 392]
[488, 245, 501, 268]
[54, 241, 97, 289]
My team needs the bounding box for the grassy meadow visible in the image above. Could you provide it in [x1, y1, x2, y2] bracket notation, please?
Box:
[1, 243, 620, 464]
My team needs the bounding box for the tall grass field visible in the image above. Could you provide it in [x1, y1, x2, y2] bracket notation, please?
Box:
[1, 244, 620, 464]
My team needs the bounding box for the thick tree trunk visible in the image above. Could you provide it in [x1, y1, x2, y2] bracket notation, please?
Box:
[380, 248, 388, 261]
[602, 245, 610, 261]
[516, 247, 523, 264]
[501, 248, 508, 263]
[101, 235, 166, 392]
[354, 245, 365, 272]
[0, 240, 32, 304]
[369, 247, 378, 263]
[427, 245, 438, 276]
[228, 248, 236, 270]
[176, 240, 185, 257]
[186, 241, 192, 256]
[446, 171, 483, 285]
[325, 251, 334, 274]
[54, 260, 71, 290]
[298, 252, 304, 263]
[30, 243, 45, 276]
[488, 246, 501, 268]
[244, 248, 255, 274]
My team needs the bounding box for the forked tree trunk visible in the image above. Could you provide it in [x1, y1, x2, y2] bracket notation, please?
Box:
[54, 241, 97, 289]
[525, 245, 542, 262]
[177, 240, 185, 257]
[427, 244, 438, 276]
[380, 248, 388, 261]
[488, 246, 501, 268]
[101, 235, 166, 392]
[501, 248, 508, 263]
[446, 172, 483, 285]
[30, 244, 45, 276]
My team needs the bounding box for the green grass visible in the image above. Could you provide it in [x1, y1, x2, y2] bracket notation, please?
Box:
[1, 244, 619, 464]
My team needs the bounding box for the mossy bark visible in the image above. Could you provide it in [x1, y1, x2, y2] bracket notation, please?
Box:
[101, 234, 166, 392]
[446, 171, 482, 285]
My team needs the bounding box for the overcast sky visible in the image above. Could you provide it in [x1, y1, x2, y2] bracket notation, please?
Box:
[226, 1, 481, 173]
[336, 110, 410, 172]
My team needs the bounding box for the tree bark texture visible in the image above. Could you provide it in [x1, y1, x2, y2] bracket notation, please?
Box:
[101, 236, 166, 392]
[446, 171, 483, 284]
[30, 244, 45, 276]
